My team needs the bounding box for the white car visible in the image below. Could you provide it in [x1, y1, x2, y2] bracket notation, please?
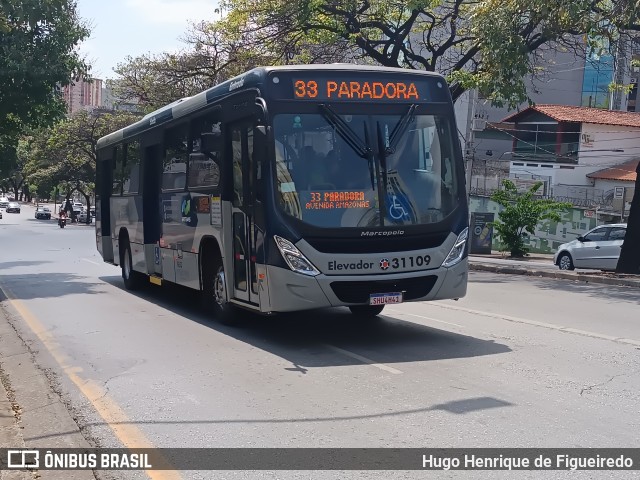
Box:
[554, 223, 627, 271]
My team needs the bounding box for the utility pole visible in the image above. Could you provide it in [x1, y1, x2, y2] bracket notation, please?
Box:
[465, 89, 477, 203]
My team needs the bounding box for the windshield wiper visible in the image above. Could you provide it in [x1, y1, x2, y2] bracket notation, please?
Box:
[319, 104, 376, 189]
[319, 104, 371, 159]
[376, 104, 418, 194]
[386, 104, 418, 154]
[376, 122, 388, 193]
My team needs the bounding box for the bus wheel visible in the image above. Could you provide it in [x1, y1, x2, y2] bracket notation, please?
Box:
[204, 258, 236, 324]
[348, 305, 385, 319]
[121, 242, 144, 290]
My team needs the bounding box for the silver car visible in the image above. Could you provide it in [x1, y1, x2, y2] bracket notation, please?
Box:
[554, 223, 627, 271]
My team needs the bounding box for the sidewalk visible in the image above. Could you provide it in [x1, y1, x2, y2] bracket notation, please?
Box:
[0, 301, 95, 480]
[469, 251, 640, 289]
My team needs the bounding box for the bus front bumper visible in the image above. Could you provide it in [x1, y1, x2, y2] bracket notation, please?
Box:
[265, 258, 468, 313]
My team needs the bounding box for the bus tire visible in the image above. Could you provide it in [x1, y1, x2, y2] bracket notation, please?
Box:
[203, 256, 237, 325]
[348, 305, 385, 319]
[121, 242, 144, 290]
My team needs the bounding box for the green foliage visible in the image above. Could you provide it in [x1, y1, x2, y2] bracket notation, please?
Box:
[0, 0, 89, 133]
[23, 111, 140, 203]
[490, 179, 571, 257]
[0, 0, 89, 190]
[110, 18, 298, 113]
[215, 0, 640, 107]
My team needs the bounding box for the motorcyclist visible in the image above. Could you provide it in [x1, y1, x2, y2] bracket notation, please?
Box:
[59, 209, 67, 226]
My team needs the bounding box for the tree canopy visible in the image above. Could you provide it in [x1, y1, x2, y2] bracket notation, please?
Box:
[0, 0, 89, 135]
[217, 0, 640, 107]
[0, 0, 89, 192]
[23, 110, 141, 213]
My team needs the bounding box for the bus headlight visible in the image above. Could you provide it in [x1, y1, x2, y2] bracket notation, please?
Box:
[441, 227, 468, 268]
[274, 235, 320, 276]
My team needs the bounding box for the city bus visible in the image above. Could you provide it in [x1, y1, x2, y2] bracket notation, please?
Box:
[95, 64, 468, 322]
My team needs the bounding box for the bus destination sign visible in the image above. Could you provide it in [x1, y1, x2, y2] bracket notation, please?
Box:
[294, 79, 421, 101]
[270, 72, 446, 102]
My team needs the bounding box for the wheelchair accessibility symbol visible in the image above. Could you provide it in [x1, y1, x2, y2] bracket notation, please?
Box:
[388, 195, 409, 220]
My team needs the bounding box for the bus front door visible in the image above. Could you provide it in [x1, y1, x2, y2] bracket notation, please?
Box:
[229, 121, 260, 307]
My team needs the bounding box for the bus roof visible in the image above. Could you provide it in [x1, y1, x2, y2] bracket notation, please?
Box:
[96, 64, 446, 150]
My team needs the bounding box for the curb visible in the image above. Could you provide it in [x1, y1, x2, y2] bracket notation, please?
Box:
[0, 300, 96, 479]
[470, 262, 640, 288]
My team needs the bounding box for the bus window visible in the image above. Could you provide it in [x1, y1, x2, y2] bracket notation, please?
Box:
[112, 146, 123, 196]
[163, 125, 188, 191]
[188, 153, 220, 188]
[231, 129, 243, 207]
[188, 120, 221, 189]
[122, 140, 141, 195]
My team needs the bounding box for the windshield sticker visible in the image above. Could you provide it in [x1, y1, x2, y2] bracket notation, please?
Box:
[280, 182, 296, 193]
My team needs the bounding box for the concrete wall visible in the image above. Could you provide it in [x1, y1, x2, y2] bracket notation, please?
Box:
[577, 123, 640, 172]
[470, 195, 598, 254]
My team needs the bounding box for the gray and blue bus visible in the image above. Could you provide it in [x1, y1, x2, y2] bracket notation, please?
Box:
[95, 64, 468, 322]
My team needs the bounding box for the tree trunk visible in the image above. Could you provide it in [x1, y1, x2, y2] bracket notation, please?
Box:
[78, 188, 92, 224]
[616, 162, 640, 274]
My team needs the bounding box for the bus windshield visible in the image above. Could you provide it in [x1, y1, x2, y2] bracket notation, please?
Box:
[273, 111, 458, 229]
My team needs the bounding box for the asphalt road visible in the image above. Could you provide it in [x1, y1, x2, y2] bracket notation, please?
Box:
[1, 203, 639, 480]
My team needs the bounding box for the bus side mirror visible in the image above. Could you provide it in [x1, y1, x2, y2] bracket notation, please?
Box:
[201, 133, 223, 153]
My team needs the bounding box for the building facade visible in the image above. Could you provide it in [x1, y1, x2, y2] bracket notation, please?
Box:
[482, 104, 639, 224]
[62, 78, 103, 114]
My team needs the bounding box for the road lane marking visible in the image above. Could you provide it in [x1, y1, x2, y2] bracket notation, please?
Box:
[387, 310, 464, 328]
[81, 258, 101, 266]
[0, 284, 181, 480]
[324, 345, 403, 374]
[429, 302, 640, 348]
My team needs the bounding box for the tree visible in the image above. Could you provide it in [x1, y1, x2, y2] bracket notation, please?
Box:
[491, 180, 571, 257]
[616, 163, 640, 274]
[220, 0, 640, 106]
[0, 0, 89, 193]
[110, 18, 353, 112]
[109, 20, 269, 113]
[23, 110, 141, 222]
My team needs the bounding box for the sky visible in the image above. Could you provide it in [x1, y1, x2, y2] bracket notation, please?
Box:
[76, 0, 220, 80]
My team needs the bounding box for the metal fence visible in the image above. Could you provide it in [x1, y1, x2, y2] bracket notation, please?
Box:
[469, 179, 616, 209]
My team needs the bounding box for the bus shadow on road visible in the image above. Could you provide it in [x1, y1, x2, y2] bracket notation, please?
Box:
[101, 276, 512, 368]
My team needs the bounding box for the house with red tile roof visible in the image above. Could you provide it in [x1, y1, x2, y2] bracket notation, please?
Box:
[497, 105, 639, 220]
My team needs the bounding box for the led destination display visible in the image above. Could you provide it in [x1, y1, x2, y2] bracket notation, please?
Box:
[269, 72, 449, 103]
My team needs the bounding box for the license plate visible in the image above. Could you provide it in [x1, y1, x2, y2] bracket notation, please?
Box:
[369, 292, 403, 305]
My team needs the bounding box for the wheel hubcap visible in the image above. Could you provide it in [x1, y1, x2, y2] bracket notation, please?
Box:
[560, 256, 570, 269]
[213, 268, 226, 307]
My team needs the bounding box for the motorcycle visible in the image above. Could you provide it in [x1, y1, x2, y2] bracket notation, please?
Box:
[58, 217, 67, 228]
